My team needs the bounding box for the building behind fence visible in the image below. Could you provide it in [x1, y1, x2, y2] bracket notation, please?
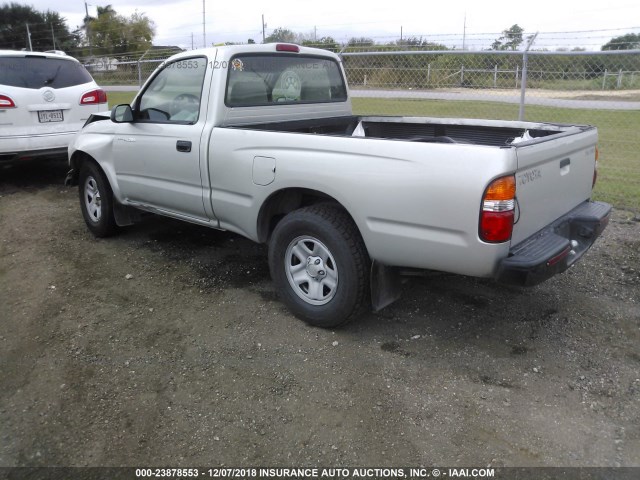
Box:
[83, 48, 640, 211]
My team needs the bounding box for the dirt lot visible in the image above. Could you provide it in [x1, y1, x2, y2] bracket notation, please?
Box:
[1, 160, 639, 468]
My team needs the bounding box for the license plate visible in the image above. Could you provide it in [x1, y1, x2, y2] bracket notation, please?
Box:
[38, 110, 63, 123]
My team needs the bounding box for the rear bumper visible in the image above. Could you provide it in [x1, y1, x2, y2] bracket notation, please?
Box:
[0, 147, 69, 165]
[1, 130, 78, 165]
[495, 200, 612, 287]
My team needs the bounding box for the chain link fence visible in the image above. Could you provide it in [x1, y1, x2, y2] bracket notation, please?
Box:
[341, 49, 640, 211]
[81, 48, 179, 87]
[340, 50, 640, 114]
[85, 48, 640, 212]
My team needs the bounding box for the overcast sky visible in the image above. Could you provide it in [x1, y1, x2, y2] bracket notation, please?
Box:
[20, 0, 640, 50]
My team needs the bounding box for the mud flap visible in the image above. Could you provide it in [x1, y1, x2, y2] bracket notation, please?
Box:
[113, 202, 144, 227]
[370, 261, 403, 312]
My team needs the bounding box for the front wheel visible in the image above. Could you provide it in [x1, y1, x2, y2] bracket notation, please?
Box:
[268, 204, 370, 328]
[78, 161, 118, 237]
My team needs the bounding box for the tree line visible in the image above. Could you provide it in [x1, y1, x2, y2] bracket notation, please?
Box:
[0, 2, 154, 57]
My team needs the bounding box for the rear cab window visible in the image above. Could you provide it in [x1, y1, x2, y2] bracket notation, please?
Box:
[225, 54, 347, 107]
[0, 56, 93, 89]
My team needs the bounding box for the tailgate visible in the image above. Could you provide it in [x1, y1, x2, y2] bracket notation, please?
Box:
[511, 127, 598, 245]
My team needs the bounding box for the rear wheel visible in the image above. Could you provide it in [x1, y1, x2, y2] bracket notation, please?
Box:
[78, 161, 118, 237]
[268, 204, 370, 327]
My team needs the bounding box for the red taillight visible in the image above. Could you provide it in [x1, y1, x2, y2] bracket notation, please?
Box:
[80, 89, 107, 105]
[0, 94, 16, 108]
[480, 175, 516, 243]
[276, 43, 300, 52]
[480, 211, 515, 243]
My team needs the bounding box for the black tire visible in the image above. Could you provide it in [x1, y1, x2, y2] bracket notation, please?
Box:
[78, 160, 118, 238]
[268, 204, 370, 328]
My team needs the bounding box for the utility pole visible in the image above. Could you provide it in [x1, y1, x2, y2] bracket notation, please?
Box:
[51, 22, 56, 50]
[314, 26, 317, 42]
[84, 2, 92, 56]
[202, 0, 206, 47]
[262, 14, 266, 43]
[191, 32, 194, 50]
[400, 26, 403, 44]
[26, 23, 33, 51]
[462, 13, 467, 50]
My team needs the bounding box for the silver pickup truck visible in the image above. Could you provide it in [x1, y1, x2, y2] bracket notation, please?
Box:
[67, 43, 611, 327]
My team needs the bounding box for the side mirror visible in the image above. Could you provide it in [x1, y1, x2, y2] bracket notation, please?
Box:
[110, 104, 134, 123]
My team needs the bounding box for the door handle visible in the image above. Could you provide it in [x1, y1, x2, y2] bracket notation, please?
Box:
[176, 140, 192, 152]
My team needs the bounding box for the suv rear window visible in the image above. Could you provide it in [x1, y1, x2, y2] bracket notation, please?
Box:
[0, 56, 94, 89]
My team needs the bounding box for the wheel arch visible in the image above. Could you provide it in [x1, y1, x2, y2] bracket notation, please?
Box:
[71, 150, 138, 227]
[68, 150, 95, 186]
[70, 149, 122, 199]
[256, 187, 362, 245]
[259, 188, 405, 316]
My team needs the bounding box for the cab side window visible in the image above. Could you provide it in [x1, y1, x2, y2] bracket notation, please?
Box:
[137, 57, 207, 124]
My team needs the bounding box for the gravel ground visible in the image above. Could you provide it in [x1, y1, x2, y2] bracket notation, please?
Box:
[1, 160, 638, 468]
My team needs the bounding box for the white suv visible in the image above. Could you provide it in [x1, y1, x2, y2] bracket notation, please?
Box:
[0, 50, 107, 165]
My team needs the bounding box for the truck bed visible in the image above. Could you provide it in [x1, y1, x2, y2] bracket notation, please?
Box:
[231, 115, 590, 148]
[217, 113, 598, 263]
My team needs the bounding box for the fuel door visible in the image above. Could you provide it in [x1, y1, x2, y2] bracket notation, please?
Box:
[253, 156, 276, 186]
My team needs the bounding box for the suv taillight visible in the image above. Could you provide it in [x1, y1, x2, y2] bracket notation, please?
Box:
[480, 175, 516, 243]
[0, 94, 16, 108]
[80, 89, 107, 105]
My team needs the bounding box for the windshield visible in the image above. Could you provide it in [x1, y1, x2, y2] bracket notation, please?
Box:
[225, 54, 347, 107]
[0, 56, 93, 89]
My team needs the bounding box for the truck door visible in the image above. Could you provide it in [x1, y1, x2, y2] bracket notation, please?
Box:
[113, 56, 211, 221]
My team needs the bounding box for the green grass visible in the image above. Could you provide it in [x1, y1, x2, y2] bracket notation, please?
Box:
[106, 91, 136, 106]
[103, 89, 639, 212]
